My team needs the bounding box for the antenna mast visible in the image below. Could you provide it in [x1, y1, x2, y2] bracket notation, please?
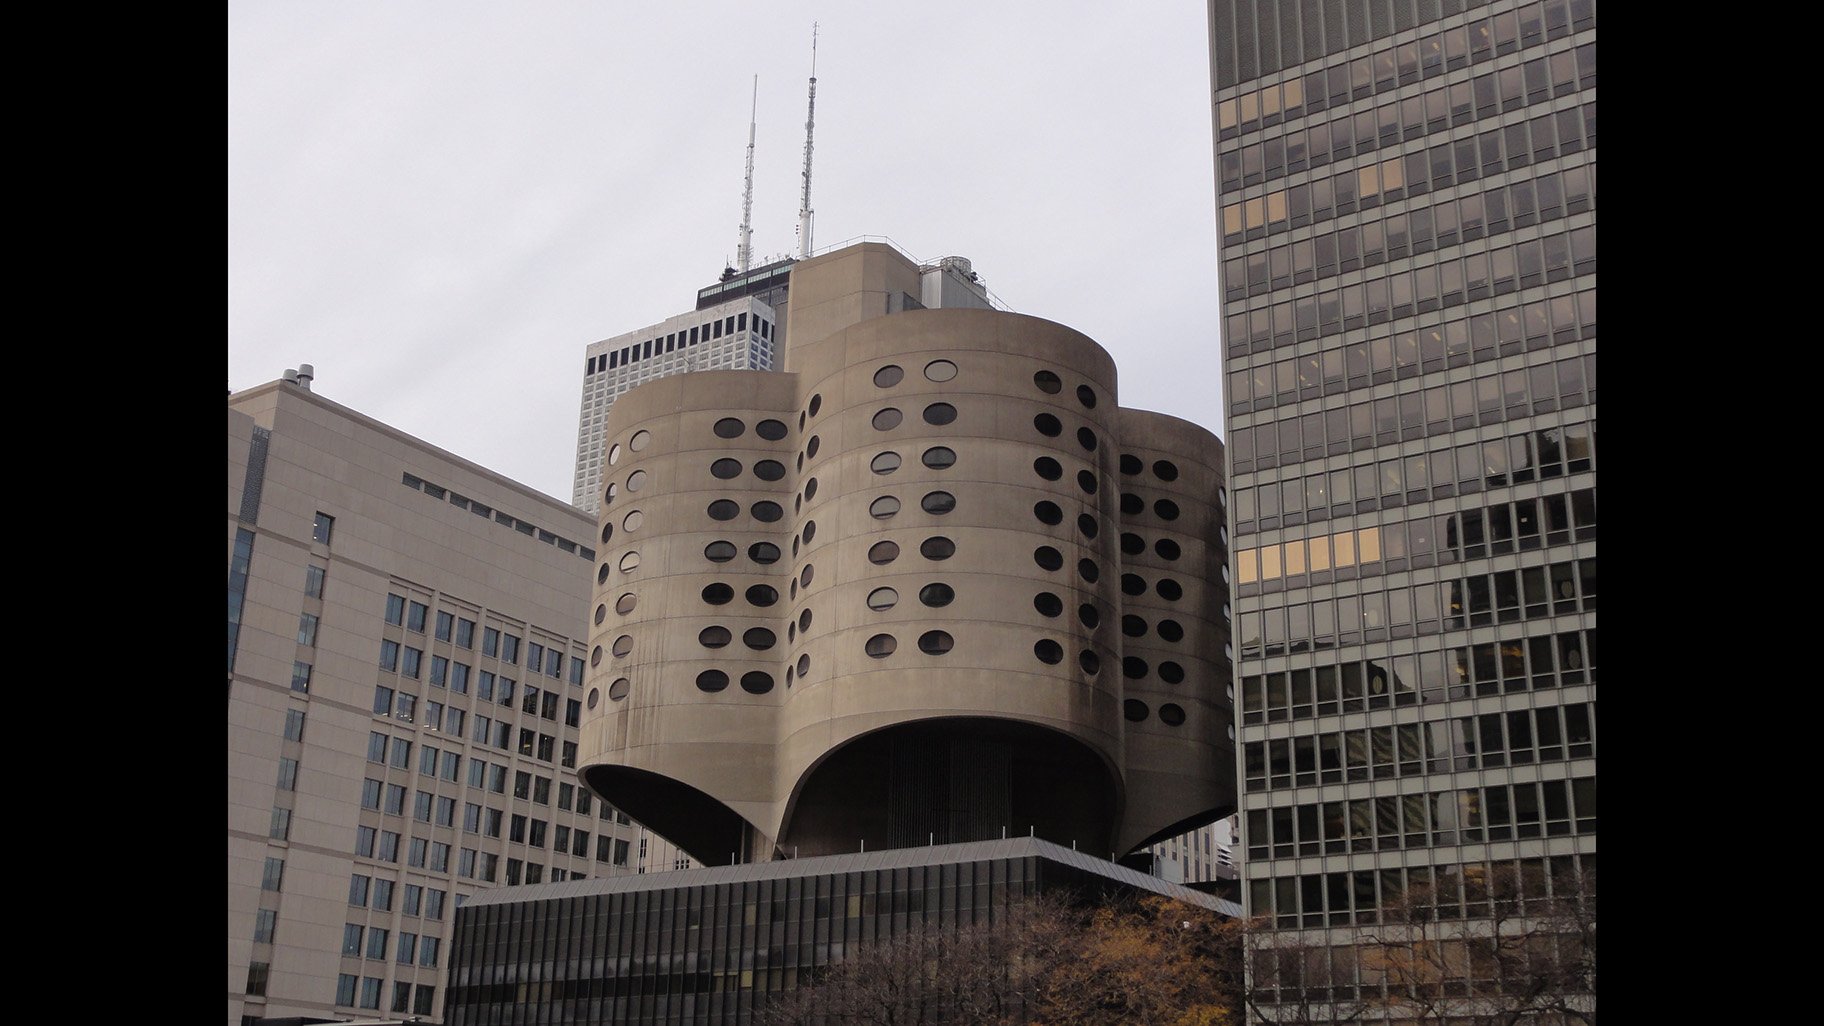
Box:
[738, 75, 757, 274]
[797, 23, 818, 259]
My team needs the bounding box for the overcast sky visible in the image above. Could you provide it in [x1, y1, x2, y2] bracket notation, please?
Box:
[229, 1, 1226, 503]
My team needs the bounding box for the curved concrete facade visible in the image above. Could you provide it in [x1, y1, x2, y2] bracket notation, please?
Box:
[579, 243, 1232, 865]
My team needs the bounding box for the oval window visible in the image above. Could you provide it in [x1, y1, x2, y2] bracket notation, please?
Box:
[741, 671, 775, 695]
[1033, 501, 1063, 525]
[806, 435, 821, 459]
[594, 604, 607, 625]
[752, 501, 784, 522]
[924, 360, 957, 382]
[1155, 539, 1182, 560]
[1078, 559, 1100, 583]
[921, 537, 956, 560]
[743, 628, 776, 651]
[755, 459, 786, 481]
[1033, 457, 1062, 481]
[797, 653, 810, 677]
[1033, 370, 1062, 395]
[1033, 413, 1062, 437]
[865, 634, 897, 658]
[608, 678, 629, 701]
[873, 408, 903, 431]
[870, 496, 901, 519]
[705, 540, 737, 563]
[597, 563, 611, 585]
[875, 364, 905, 387]
[623, 510, 645, 531]
[918, 583, 954, 607]
[871, 452, 902, 475]
[1121, 573, 1146, 596]
[756, 419, 789, 440]
[701, 583, 734, 605]
[799, 609, 813, 632]
[805, 478, 819, 501]
[713, 417, 745, 439]
[611, 635, 633, 657]
[1153, 459, 1180, 481]
[607, 443, 623, 466]
[1077, 427, 1097, 451]
[1077, 385, 1098, 409]
[799, 565, 815, 588]
[615, 593, 637, 615]
[867, 587, 899, 611]
[1123, 656, 1148, 680]
[922, 446, 956, 469]
[1158, 619, 1184, 642]
[746, 585, 779, 607]
[1034, 546, 1063, 571]
[587, 688, 601, 709]
[920, 491, 956, 515]
[619, 551, 641, 572]
[1078, 604, 1100, 629]
[1121, 493, 1144, 515]
[1123, 699, 1148, 722]
[801, 521, 817, 545]
[1119, 453, 1142, 475]
[1159, 661, 1186, 684]
[1156, 578, 1183, 601]
[808, 394, 823, 417]
[1077, 470, 1097, 495]
[626, 470, 648, 492]
[748, 542, 781, 564]
[696, 670, 729, 693]
[699, 626, 731, 648]
[1034, 592, 1063, 617]
[1123, 615, 1148, 638]
[590, 645, 604, 667]
[1079, 650, 1101, 675]
[1159, 704, 1186, 726]
[868, 541, 900, 565]
[1154, 499, 1181, 521]
[707, 500, 740, 521]
[1077, 514, 1099, 539]
[918, 630, 954, 655]
[922, 403, 957, 426]
[1121, 533, 1145, 555]
[629, 429, 652, 452]
[1034, 639, 1063, 664]
[600, 522, 613, 544]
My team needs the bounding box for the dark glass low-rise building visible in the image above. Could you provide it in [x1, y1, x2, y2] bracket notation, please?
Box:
[445, 836, 1238, 1025]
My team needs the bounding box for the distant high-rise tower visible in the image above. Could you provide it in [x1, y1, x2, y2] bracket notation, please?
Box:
[1212, 0, 1596, 1018]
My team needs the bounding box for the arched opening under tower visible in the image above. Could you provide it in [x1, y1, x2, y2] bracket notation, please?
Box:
[580, 764, 760, 868]
[778, 717, 1121, 859]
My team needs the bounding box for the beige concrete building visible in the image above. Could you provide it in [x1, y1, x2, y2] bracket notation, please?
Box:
[228, 377, 686, 1025]
[577, 242, 1236, 867]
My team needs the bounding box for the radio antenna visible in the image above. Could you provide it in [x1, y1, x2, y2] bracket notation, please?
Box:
[737, 75, 758, 274]
[796, 23, 818, 259]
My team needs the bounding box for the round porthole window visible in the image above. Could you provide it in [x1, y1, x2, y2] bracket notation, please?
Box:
[1034, 639, 1063, 664]
[629, 429, 652, 452]
[1159, 704, 1186, 726]
[869, 541, 900, 565]
[707, 500, 740, 521]
[1079, 650, 1101, 674]
[808, 394, 823, 417]
[623, 510, 645, 531]
[615, 593, 637, 615]
[701, 583, 734, 605]
[1153, 459, 1180, 481]
[921, 537, 955, 560]
[1034, 413, 1062, 437]
[713, 418, 745, 439]
[607, 443, 623, 466]
[746, 585, 779, 607]
[923, 403, 957, 426]
[1123, 699, 1148, 722]
[696, 670, 729, 693]
[626, 470, 648, 492]
[1034, 457, 1062, 481]
[755, 460, 786, 481]
[1077, 514, 1098, 539]
[918, 583, 954, 607]
[594, 604, 607, 625]
[873, 408, 903, 431]
[757, 419, 789, 440]
[705, 540, 737, 563]
[870, 496, 901, 519]
[1123, 656, 1148, 679]
[875, 364, 905, 387]
[921, 491, 956, 515]
[600, 522, 613, 544]
[1078, 559, 1100, 583]
[608, 678, 629, 701]
[918, 630, 954, 654]
[1033, 501, 1063, 526]
[865, 634, 897, 658]
[1121, 574, 1146, 596]
[1033, 370, 1062, 395]
[868, 587, 899, 611]
[1034, 592, 1063, 617]
[743, 628, 776, 651]
[611, 635, 633, 657]
[1077, 385, 1097, 409]
[1123, 615, 1148, 638]
[741, 671, 775, 694]
[1155, 539, 1182, 560]
[924, 360, 957, 382]
[619, 551, 641, 572]
[749, 542, 781, 564]
[922, 446, 956, 469]
[1155, 499, 1180, 521]
[1078, 604, 1100, 629]
[1077, 470, 1097, 494]
[752, 501, 784, 522]
[1077, 427, 1097, 451]
[872, 452, 902, 475]
[590, 645, 604, 667]
[1034, 546, 1063, 571]
[587, 688, 601, 709]
[1159, 661, 1186, 684]
[1119, 453, 1142, 475]
[699, 626, 731, 648]
[597, 563, 611, 585]
[1156, 578, 1183, 601]
[1158, 619, 1184, 642]
[806, 435, 821, 459]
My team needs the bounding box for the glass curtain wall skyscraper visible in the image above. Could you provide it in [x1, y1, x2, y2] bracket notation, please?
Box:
[1211, 0, 1595, 1016]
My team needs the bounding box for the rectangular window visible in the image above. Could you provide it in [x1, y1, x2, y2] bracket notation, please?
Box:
[426, 889, 446, 919]
[275, 757, 298, 791]
[392, 981, 412, 1013]
[408, 836, 428, 867]
[527, 642, 545, 675]
[384, 784, 406, 815]
[312, 512, 335, 544]
[290, 660, 313, 692]
[372, 878, 393, 911]
[421, 935, 440, 967]
[261, 857, 284, 891]
[397, 931, 417, 965]
[545, 648, 563, 678]
[366, 927, 389, 960]
[477, 670, 495, 701]
[378, 831, 400, 863]
[387, 594, 406, 625]
[449, 662, 470, 694]
[569, 656, 584, 685]
[337, 974, 358, 1007]
[403, 883, 423, 916]
[442, 750, 461, 781]
[269, 807, 291, 839]
[483, 627, 500, 656]
[401, 647, 422, 679]
[342, 923, 364, 955]
[296, 613, 319, 646]
[349, 874, 370, 906]
[304, 565, 326, 599]
[360, 977, 382, 1010]
[430, 655, 448, 687]
[407, 601, 428, 633]
[355, 826, 376, 858]
[390, 739, 412, 770]
[379, 640, 399, 671]
[435, 610, 454, 641]
[283, 708, 306, 741]
[456, 617, 476, 648]
[414, 984, 436, 1015]
[420, 745, 439, 776]
[361, 778, 382, 809]
[244, 962, 269, 997]
[253, 908, 277, 944]
[501, 634, 520, 664]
